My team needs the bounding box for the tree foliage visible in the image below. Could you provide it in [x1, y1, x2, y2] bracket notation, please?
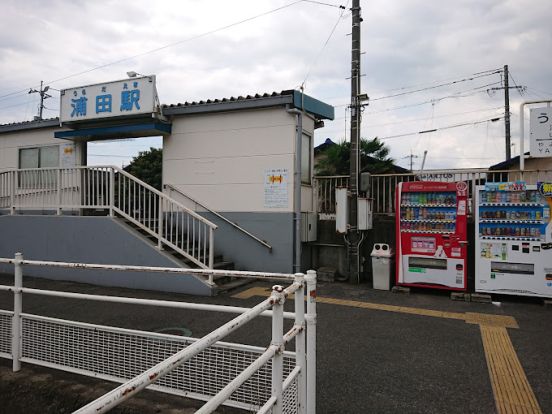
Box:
[123, 147, 162, 190]
[315, 137, 394, 175]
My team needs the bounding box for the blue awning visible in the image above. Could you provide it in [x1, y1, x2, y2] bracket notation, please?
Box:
[54, 122, 172, 141]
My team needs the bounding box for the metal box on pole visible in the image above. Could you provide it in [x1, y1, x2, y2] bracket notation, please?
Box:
[335, 187, 348, 233]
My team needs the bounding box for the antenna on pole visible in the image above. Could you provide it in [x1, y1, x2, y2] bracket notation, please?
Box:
[28, 80, 52, 121]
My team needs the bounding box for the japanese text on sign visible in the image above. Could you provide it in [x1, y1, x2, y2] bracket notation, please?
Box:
[530, 107, 552, 158]
[264, 168, 288, 208]
[60, 76, 157, 123]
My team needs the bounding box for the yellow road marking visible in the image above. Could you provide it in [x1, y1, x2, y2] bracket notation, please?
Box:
[233, 287, 541, 413]
[233, 287, 518, 328]
[481, 325, 542, 414]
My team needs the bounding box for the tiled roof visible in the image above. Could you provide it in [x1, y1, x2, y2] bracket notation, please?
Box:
[0, 117, 60, 133]
[1, 89, 334, 133]
[162, 90, 294, 109]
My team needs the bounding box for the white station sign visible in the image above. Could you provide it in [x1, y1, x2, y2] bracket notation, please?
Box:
[530, 107, 552, 158]
[60, 76, 158, 123]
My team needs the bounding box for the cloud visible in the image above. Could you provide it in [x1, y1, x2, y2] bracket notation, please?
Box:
[0, 0, 550, 169]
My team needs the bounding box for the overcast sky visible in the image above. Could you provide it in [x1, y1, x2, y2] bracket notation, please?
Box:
[1, 0, 551, 170]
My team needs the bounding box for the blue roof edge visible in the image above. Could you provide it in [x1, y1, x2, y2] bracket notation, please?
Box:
[293, 90, 335, 120]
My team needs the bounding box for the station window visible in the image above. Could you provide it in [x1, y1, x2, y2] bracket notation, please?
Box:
[18, 145, 60, 188]
[301, 133, 311, 185]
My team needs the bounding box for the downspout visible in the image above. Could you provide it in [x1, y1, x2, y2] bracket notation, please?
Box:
[287, 106, 303, 274]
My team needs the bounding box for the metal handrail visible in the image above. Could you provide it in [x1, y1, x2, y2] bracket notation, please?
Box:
[164, 183, 272, 251]
[114, 167, 217, 230]
[0, 166, 219, 271]
[2, 254, 316, 414]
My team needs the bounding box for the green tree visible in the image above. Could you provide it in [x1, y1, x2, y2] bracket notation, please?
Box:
[315, 137, 394, 175]
[123, 147, 162, 190]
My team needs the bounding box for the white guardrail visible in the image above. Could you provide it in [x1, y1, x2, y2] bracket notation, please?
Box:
[0, 166, 217, 275]
[0, 254, 317, 414]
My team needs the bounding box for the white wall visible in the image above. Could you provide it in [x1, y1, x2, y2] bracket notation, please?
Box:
[164, 107, 316, 213]
[0, 127, 84, 170]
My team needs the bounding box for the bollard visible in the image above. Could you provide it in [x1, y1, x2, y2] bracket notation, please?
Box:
[305, 270, 317, 414]
[294, 273, 306, 414]
[12, 252, 23, 372]
[271, 284, 285, 414]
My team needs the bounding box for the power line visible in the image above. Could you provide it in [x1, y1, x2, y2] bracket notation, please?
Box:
[371, 68, 501, 95]
[379, 115, 504, 140]
[0, 0, 330, 104]
[302, 0, 346, 8]
[330, 105, 503, 124]
[507, 69, 525, 97]
[332, 81, 501, 109]
[369, 70, 502, 102]
[301, 0, 349, 87]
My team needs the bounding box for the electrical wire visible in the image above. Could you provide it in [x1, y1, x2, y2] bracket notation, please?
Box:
[371, 68, 502, 95]
[379, 115, 504, 140]
[301, 0, 349, 88]
[369, 70, 502, 102]
[331, 105, 503, 125]
[507, 69, 525, 97]
[332, 81, 502, 109]
[0, 0, 332, 103]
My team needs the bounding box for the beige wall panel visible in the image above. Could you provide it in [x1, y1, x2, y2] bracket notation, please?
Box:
[170, 108, 293, 134]
[164, 154, 293, 186]
[170, 183, 291, 212]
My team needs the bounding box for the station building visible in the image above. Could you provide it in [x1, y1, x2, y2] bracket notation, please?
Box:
[0, 77, 334, 295]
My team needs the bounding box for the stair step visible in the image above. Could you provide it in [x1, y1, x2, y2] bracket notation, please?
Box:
[213, 261, 234, 270]
[215, 278, 253, 294]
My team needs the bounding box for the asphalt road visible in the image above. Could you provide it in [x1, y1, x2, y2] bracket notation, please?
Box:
[0, 273, 550, 414]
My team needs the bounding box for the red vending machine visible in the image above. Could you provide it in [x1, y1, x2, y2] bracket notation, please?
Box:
[396, 181, 469, 291]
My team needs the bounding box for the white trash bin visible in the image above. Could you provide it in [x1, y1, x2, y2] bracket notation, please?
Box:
[371, 243, 394, 290]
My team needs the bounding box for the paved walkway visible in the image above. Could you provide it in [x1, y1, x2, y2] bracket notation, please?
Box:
[0, 274, 550, 413]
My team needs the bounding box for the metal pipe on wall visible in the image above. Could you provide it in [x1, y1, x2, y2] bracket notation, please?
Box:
[287, 107, 303, 274]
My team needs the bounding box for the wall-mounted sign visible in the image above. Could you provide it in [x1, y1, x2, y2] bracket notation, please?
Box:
[60, 76, 158, 123]
[264, 168, 288, 208]
[530, 107, 552, 158]
[60, 142, 76, 167]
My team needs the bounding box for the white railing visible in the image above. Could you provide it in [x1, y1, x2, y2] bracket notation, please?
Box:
[0, 166, 218, 272]
[0, 254, 318, 414]
[164, 183, 272, 251]
[314, 168, 552, 216]
[313, 175, 349, 217]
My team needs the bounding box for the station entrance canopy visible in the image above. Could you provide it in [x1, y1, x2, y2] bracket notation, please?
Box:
[55, 75, 171, 141]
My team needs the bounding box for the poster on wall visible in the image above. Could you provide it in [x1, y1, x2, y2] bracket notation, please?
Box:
[264, 168, 288, 208]
[60, 143, 76, 167]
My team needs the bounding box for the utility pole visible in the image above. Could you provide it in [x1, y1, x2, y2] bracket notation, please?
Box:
[488, 65, 525, 161]
[504, 65, 511, 160]
[28, 81, 51, 121]
[347, 0, 362, 283]
[403, 150, 419, 171]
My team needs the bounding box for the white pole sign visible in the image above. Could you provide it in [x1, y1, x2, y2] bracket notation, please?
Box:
[530, 107, 552, 157]
[60, 76, 157, 123]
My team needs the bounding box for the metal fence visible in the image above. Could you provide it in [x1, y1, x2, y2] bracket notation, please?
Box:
[315, 168, 552, 217]
[0, 166, 218, 273]
[0, 254, 317, 414]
